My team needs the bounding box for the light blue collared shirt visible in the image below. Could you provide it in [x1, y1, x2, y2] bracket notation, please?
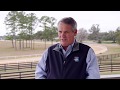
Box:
[35, 40, 100, 79]
[59, 39, 75, 58]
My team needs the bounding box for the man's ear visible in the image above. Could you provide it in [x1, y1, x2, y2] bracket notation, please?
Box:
[74, 29, 77, 35]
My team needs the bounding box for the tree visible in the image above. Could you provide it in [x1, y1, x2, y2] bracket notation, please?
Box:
[108, 31, 116, 43]
[116, 34, 120, 45]
[26, 13, 39, 49]
[34, 31, 44, 40]
[39, 16, 57, 48]
[76, 28, 88, 43]
[4, 11, 19, 50]
[17, 11, 28, 50]
[48, 17, 57, 45]
[5, 11, 39, 50]
[39, 16, 50, 49]
[115, 27, 120, 44]
[88, 24, 100, 42]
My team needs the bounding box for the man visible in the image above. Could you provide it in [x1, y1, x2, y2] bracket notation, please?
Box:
[35, 17, 100, 79]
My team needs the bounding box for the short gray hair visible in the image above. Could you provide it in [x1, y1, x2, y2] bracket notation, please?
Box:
[58, 17, 77, 30]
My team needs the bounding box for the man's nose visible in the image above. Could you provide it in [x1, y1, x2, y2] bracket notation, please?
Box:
[61, 32, 65, 37]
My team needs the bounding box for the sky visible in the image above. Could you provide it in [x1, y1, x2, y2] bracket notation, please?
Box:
[0, 11, 120, 36]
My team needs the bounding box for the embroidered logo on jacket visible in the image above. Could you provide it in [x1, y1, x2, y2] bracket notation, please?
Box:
[74, 57, 79, 62]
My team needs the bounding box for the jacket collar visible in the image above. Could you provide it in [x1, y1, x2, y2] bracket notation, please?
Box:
[53, 40, 80, 52]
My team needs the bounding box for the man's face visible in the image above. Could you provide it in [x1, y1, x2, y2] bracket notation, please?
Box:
[58, 22, 77, 47]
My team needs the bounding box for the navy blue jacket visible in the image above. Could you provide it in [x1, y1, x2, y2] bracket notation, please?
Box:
[45, 42, 90, 79]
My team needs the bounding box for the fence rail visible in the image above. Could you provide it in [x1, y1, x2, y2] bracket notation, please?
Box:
[0, 53, 120, 79]
[99, 63, 120, 72]
[97, 53, 120, 61]
[0, 61, 38, 72]
[0, 70, 35, 79]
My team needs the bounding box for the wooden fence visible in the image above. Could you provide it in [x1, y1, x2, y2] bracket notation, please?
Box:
[99, 63, 120, 72]
[0, 61, 38, 72]
[0, 53, 120, 79]
[97, 53, 120, 63]
[0, 70, 35, 79]
[0, 61, 37, 79]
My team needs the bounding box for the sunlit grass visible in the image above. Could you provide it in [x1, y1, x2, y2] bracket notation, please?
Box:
[0, 40, 57, 57]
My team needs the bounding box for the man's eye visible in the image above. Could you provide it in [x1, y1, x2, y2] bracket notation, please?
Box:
[59, 31, 62, 33]
[65, 32, 69, 34]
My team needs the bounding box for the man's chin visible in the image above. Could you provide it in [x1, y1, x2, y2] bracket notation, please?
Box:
[61, 43, 68, 47]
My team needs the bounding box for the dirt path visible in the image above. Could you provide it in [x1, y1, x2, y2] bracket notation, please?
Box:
[89, 44, 107, 55]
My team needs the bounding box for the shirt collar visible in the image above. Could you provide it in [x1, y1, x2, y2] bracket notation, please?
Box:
[59, 39, 76, 50]
[53, 39, 79, 52]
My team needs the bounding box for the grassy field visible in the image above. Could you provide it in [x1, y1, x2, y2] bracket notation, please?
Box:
[1, 40, 120, 77]
[1, 40, 120, 57]
[0, 40, 57, 57]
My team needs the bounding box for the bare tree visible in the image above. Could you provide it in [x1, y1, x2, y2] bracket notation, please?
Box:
[88, 24, 100, 42]
[76, 28, 88, 43]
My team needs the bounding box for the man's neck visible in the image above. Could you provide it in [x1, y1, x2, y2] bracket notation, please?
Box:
[62, 46, 68, 51]
[60, 39, 76, 51]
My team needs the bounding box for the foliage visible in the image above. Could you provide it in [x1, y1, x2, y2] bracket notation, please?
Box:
[88, 24, 100, 41]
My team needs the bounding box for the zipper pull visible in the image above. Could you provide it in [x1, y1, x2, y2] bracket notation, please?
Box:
[63, 61, 65, 64]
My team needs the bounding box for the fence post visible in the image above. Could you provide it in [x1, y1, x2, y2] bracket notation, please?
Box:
[19, 72, 21, 79]
[111, 54, 112, 72]
[4, 64, 6, 72]
[103, 55, 104, 61]
[31, 62, 32, 69]
[18, 63, 19, 70]
[107, 55, 108, 59]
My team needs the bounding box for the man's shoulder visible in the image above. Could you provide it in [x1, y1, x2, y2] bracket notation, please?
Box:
[49, 43, 59, 48]
[77, 43, 91, 55]
[78, 42, 90, 49]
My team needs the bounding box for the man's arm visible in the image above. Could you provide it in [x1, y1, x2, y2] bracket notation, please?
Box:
[86, 48, 100, 79]
[35, 49, 48, 79]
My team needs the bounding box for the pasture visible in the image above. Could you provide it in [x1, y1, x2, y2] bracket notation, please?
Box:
[0, 40, 55, 57]
[0, 40, 120, 79]
[1, 40, 120, 57]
